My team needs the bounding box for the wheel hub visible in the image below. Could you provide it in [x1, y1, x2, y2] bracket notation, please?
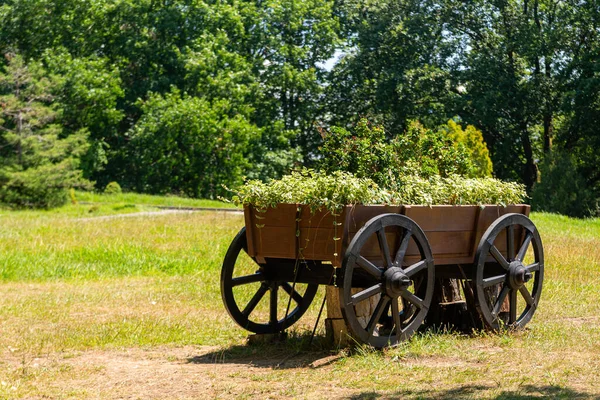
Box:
[383, 267, 411, 297]
[508, 261, 532, 289]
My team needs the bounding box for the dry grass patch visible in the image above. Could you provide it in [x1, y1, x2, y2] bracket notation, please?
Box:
[0, 207, 599, 398]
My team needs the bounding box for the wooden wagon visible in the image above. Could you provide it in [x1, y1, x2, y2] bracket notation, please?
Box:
[221, 204, 544, 348]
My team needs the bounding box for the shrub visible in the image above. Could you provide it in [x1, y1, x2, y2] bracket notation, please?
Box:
[318, 118, 490, 189]
[104, 181, 122, 194]
[126, 91, 255, 199]
[442, 120, 493, 178]
[531, 152, 598, 218]
[230, 169, 526, 210]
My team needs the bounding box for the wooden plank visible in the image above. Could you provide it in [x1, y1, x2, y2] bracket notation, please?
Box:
[404, 205, 479, 232]
[243, 205, 256, 257]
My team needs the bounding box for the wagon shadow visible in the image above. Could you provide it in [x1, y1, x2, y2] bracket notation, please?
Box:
[349, 385, 595, 399]
[187, 333, 343, 369]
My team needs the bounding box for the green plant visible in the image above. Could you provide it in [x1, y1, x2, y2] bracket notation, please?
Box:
[104, 181, 122, 195]
[69, 188, 77, 204]
[229, 169, 526, 210]
[531, 152, 598, 218]
[0, 54, 91, 209]
[230, 169, 387, 212]
[442, 119, 493, 178]
[318, 119, 491, 190]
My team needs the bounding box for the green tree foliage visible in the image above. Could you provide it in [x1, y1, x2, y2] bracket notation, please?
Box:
[44, 50, 124, 181]
[531, 152, 598, 218]
[125, 91, 256, 199]
[0, 54, 90, 208]
[443, 120, 493, 178]
[0, 0, 599, 215]
[318, 118, 487, 189]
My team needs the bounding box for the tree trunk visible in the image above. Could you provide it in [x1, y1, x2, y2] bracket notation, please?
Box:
[521, 125, 538, 190]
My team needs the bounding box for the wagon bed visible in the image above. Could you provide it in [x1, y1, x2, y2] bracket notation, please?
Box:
[244, 204, 530, 267]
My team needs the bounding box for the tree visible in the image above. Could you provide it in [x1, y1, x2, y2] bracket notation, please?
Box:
[44, 50, 124, 183]
[125, 90, 258, 199]
[0, 54, 90, 208]
[326, 0, 458, 133]
[443, 119, 493, 178]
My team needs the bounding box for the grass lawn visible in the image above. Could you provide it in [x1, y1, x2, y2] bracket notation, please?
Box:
[0, 195, 599, 399]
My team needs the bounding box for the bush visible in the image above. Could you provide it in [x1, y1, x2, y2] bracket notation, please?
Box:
[318, 118, 491, 189]
[230, 169, 526, 211]
[531, 152, 598, 218]
[443, 120, 493, 178]
[0, 161, 90, 209]
[126, 91, 256, 199]
[104, 181, 122, 194]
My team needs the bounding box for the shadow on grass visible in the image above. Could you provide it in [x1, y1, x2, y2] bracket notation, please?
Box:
[187, 332, 342, 369]
[349, 385, 596, 399]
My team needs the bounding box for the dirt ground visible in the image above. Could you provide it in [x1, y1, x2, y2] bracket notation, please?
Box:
[4, 341, 600, 399]
[3, 345, 361, 399]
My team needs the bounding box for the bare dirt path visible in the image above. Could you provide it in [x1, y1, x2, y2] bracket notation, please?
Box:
[4, 346, 354, 399]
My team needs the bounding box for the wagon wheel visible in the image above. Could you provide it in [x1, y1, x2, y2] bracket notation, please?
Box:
[474, 213, 544, 330]
[340, 214, 435, 348]
[221, 227, 319, 334]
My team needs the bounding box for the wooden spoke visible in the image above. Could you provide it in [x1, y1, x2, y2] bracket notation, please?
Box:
[281, 282, 303, 304]
[231, 272, 263, 287]
[507, 225, 515, 261]
[366, 297, 389, 337]
[483, 274, 506, 288]
[509, 289, 517, 324]
[400, 289, 425, 310]
[488, 242, 510, 269]
[269, 284, 278, 325]
[357, 256, 383, 278]
[377, 228, 393, 268]
[404, 260, 427, 278]
[391, 298, 402, 334]
[492, 285, 510, 317]
[525, 262, 540, 272]
[351, 284, 383, 305]
[517, 231, 533, 262]
[242, 284, 269, 317]
[394, 229, 412, 266]
[519, 286, 535, 307]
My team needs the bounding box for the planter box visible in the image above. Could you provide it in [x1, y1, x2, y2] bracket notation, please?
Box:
[244, 204, 530, 267]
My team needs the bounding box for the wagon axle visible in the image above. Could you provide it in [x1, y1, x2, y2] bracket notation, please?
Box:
[383, 267, 412, 297]
[508, 261, 533, 288]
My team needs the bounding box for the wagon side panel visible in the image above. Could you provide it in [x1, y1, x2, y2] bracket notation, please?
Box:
[244, 204, 298, 260]
[402, 205, 480, 265]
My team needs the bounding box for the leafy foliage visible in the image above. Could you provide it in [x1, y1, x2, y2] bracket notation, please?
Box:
[318, 118, 491, 189]
[443, 120, 493, 178]
[125, 91, 256, 199]
[230, 169, 385, 212]
[104, 181, 122, 195]
[531, 152, 598, 218]
[0, 0, 598, 214]
[230, 169, 526, 211]
[0, 54, 90, 209]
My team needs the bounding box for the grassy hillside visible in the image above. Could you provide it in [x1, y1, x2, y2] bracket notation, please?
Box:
[0, 196, 599, 398]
